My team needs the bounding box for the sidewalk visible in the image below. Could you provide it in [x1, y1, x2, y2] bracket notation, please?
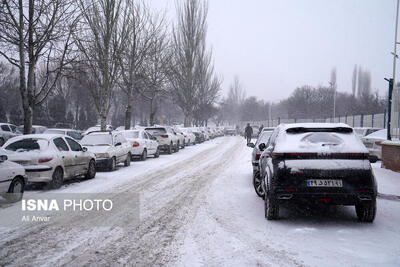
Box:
[372, 162, 400, 197]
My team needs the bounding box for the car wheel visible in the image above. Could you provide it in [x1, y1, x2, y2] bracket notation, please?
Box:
[167, 143, 172, 154]
[50, 167, 64, 189]
[124, 153, 131, 166]
[85, 159, 96, 179]
[355, 199, 376, 223]
[182, 140, 185, 149]
[5, 176, 25, 202]
[141, 149, 147, 161]
[109, 157, 116, 171]
[253, 171, 265, 199]
[264, 176, 279, 220]
[175, 142, 180, 152]
[154, 148, 160, 158]
[0, 137, 4, 146]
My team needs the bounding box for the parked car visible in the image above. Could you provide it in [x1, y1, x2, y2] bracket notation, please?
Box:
[182, 128, 196, 145]
[145, 126, 179, 154]
[2, 134, 96, 189]
[361, 129, 393, 163]
[0, 123, 21, 146]
[0, 154, 27, 202]
[120, 130, 159, 160]
[251, 125, 260, 137]
[83, 125, 113, 136]
[44, 128, 83, 140]
[174, 127, 194, 147]
[224, 127, 237, 136]
[247, 130, 274, 185]
[173, 128, 186, 148]
[80, 132, 131, 171]
[257, 123, 377, 222]
[262, 127, 275, 132]
[354, 127, 382, 138]
[17, 125, 47, 134]
[190, 128, 205, 143]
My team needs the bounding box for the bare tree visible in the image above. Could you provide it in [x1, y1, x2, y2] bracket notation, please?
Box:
[0, 0, 77, 133]
[169, 0, 208, 126]
[75, 0, 125, 131]
[228, 75, 246, 105]
[118, 1, 153, 129]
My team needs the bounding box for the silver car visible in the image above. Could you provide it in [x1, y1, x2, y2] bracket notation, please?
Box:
[248, 130, 274, 176]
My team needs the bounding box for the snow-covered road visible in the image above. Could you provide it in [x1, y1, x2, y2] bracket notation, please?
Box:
[0, 136, 399, 266]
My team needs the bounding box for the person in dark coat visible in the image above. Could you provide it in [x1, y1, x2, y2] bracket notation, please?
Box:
[244, 123, 253, 143]
[259, 124, 264, 135]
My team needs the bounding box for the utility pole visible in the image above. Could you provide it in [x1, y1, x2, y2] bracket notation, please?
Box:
[389, 0, 400, 140]
[329, 81, 336, 119]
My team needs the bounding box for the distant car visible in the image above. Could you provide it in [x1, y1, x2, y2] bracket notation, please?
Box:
[83, 125, 113, 136]
[120, 130, 159, 160]
[0, 123, 21, 146]
[80, 132, 131, 171]
[44, 128, 83, 140]
[251, 125, 260, 137]
[145, 126, 179, 154]
[54, 122, 74, 129]
[17, 125, 47, 134]
[262, 127, 275, 132]
[0, 154, 27, 202]
[190, 128, 205, 143]
[354, 127, 382, 138]
[3, 134, 96, 189]
[181, 128, 196, 145]
[173, 128, 186, 149]
[361, 129, 396, 163]
[224, 127, 236, 136]
[258, 123, 377, 222]
[247, 130, 274, 186]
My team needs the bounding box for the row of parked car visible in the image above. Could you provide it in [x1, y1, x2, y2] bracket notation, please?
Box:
[248, 124, 383, 223]
[0, 123, 225, 202]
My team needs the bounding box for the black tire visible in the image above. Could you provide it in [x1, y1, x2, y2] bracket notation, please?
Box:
[141, 149, 147, 161]
[85, 159, 96, 179]
[264, 176, 279, 220]
[154, 148, 160, 158]
[50, 167, 64, 189]
[124, 153, 131, 166]
[108, 157, 116, 171]
[167, 143, 172, 154]
[175, 142, 180, 152]
[355, 199, 376, 223]
[253, 171, 265, 199]
[181, 140, 185, 149]
[5, 176, 24, 202]
[0, 137, 4, 147]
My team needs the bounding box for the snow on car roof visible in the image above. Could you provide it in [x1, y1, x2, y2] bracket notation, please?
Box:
[274, 123, 367, 153]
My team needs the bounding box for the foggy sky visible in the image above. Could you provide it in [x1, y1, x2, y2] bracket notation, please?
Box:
[150, 0, 396, 102]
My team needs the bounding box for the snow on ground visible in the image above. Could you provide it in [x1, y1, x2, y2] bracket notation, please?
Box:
[0, 136, 400, 266]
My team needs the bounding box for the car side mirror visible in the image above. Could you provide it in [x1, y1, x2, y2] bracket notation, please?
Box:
[258, 143, 266, 151]
[247, 142, 255, 148]
[115, 142, 122, 146]
[82, 147, 88, 152]
[0, 155, 7, 163]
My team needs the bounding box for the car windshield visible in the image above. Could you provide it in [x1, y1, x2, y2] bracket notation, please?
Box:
[122, 131, 139, 139]
[44, 129, 64, 135]
[5, 138, 48, 152]
[81, 134, 112, 146]
[256, 131, 273, 145]
[145, 128, 166, 135]
[301, 132, 343, 145]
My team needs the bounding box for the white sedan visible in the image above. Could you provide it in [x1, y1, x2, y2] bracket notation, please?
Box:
[120, 130, 160, 160]
[2, 134, 97, 189]
[80, 132, 131, 171]
[0, 154, 27, 202]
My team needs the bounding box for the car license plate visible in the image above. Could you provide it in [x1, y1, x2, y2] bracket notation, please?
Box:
[306, 179, 343, 187]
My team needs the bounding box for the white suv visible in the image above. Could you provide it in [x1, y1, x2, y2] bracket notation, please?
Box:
[145, 126, 179, 154]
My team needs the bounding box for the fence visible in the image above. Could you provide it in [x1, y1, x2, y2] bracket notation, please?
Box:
[251, 111, 389, 130]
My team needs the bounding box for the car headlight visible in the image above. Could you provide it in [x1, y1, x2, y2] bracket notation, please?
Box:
[95, 153, 109, 158]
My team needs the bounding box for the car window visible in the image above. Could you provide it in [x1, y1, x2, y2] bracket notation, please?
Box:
[1, 125, 10, 132]
[147, 132, 155, 140]
[5, 139, 48, 151]
[122, 131, 139, 139]
[145, 128, 166, 135]
[67, 131, 82, 140]
[142, 132, 149, 139]
[256, 131, 273, 146]
[53, 137, 70, 151]
[9, 125, 17, 132]
[65, 137, 82, 152]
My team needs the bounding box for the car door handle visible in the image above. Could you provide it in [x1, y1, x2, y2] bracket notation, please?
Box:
[62, 156, 65, 159]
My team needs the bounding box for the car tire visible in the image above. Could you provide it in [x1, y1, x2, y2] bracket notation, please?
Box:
[264, 176, 279, 220]
[0, 137, 4, 147]
[85, 159, 96, 179]
[154, 148, 160, 158]
[181, 140, 185, 149]
[355, 199, 376, 223]
[5, 176, 25, 202]
[50, 167, 64, 189]
[109, 157, 116, 171]
[141, 149, 147, 161]
[175, 142, 180, 152]
[253, 171, 265, 199]
[124, 153, 131, 166]
[167, 143, 172, 154]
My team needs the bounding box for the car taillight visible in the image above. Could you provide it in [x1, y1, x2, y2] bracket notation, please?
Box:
[184, 135, 187, 138]
[39, 157, 53, 163]
[375, 141, 382, 146]
[255, 154, 261, 160]
[132, 141, 140, 147]
[161, 135, 169, 138]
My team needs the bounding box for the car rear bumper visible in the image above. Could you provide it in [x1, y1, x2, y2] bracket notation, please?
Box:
[25, 168, 53, 182]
